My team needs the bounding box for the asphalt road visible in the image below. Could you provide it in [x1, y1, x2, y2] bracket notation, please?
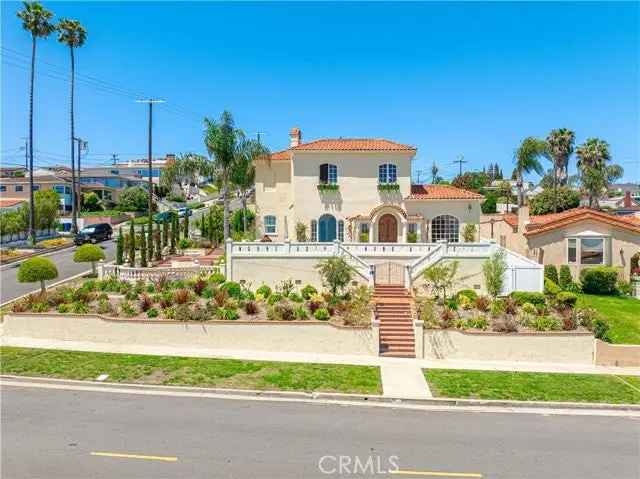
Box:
[0, 239, 116, 304]
[1, 385, 638, 479]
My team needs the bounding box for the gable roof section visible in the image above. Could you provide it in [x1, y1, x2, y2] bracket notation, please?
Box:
[0, 198, 26, 208]
[265, 138, 415, 161]
[406, 184, 484, 200]
[525, 207, 640, 236]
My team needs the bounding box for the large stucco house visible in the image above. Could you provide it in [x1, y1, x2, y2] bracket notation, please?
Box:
[255, 128, 483, 243]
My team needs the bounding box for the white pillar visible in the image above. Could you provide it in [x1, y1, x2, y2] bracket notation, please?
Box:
[414, 319, 424, 359]
[225, 238, 233, 279]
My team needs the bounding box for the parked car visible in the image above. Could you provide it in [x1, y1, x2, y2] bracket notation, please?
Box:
[177, 207, 192, 218]
[74, 223, 112, 245]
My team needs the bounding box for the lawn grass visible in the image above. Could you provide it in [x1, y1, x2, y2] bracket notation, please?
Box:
[425, 369, 640, 404]
[0, 347, 381, 395]
[577, 293, 640, 344]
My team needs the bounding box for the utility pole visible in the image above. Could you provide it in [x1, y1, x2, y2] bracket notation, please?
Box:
[21, 138, 28, 169]
[453, 155, 467, 176]
[414, 169, 426, 185]
[73, 137, 88, 224]
[431, 160, 439, 184]
[136, 99, 165, 228]
[111, 153, 119, 165]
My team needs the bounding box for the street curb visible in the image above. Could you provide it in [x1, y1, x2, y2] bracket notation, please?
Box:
[0, 242, 76, 269]
[2, 374, 638, 412]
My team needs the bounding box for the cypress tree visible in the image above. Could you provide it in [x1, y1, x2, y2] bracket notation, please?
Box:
[128, 220, 136, 267]
[154, 223, 162, 261]
[170, 217, 176, 254]
[162, 219, 169, 248]
[140, 224, 147, 267]
[201, 216, 208, 238]
[147, 219, 154, 262]
[116, 227, 124, 265]
[183, 215, 189, 239]
[208, 212, 214, 244]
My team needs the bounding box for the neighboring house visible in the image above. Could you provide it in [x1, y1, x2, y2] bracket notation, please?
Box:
[480, 206, 640, 280]
[0, 198, 26, 212]
[255, 128, 483, 242]
[109, 154, 174, 184]
[600, 191, 640, 217]
[0, 174, 74, 212]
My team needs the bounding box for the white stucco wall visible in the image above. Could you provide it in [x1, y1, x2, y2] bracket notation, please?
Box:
[1, 314, 377, 356]
[423, 329, 594, 364]
[255, 160, 293, 241]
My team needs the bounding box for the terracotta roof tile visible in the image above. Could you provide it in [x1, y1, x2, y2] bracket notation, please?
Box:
[525, 207, 640, 236]
[406, 184, 484, 200]
[503, 213, 518, 227]
[0, 198, 26, 208]
[292, 138, 416, 151]
[268, 149, 291, 161]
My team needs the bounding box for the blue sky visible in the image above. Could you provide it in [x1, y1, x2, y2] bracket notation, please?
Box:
[2, 1, 638, 183]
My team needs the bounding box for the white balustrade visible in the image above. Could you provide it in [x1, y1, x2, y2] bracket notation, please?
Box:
[101, 264, 219, 283]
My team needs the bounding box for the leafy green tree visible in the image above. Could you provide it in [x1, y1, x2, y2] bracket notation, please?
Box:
[128, 220, 136, 266]
[231, 209, 255, 234]
[73, 243, 105, 275]
[116, 227, 124, 265]
[57, 17, 86, 233]
[513, 137, 548, 206]
[481, 194, 497, 214]
[160, 153, 209, 199]
[0, 211, 27, 241]
[139, 224, 147, 267]
[546, 128, 575, 212]
[482, 250, 507, 298]
[82, 192, 102, 211]
[17, 1, 56, 245]
[452, 171, 490, 193]
[17, 256, 58, 294]
[118, 186, 148, 211]
[17, 190, 60, 235]
[315, 257, 354, 298]
[423, 260, 459, 301]
[529, 186, 580, 215]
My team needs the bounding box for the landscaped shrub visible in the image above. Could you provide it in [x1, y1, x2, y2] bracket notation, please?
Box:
[119, 300, 137, 317]
[439, 308, 455, 328]
[17, 257, 58, 294]
[70, 301, 90, 314]
[556, 292, 578, 308]
[573, 307, 598, 330]
[300, 284, 317, 300]
[31, 301, 49, 313]
[163, 305, 176, 319]
[146, 308, 159, 319]
[73, 244, 106, 275]
[201, 286, 215, 299]
[564, 281, 582, 293]
[314, 307, 330, 321]
[216, 307, 239, 321]
[562, 315, 577, 331]
[544, 278, 561, 296]
[256, 284, 272, 298]
[458, 295, 473, 310]
[456, 289, 478, 302]
[190, 304, 210, 321]
[558, 265, 573, 290]
[316, 257, 354, 298]
[241, 289, 255, 301]
[466, 315, 488, 330]
[307, 292, 324, 313]
[406, 232, 418, 243]
[220, 281, 242, 299]
[191, 278, 207, 296]
[56, 303, 71, 313]
[267, 293, 283, 306]
[544, 265, 558, 284]
[580, 266, 618, 295]
[482, 251, 506, 298]
[96, 298, 113, 315]
[288, 292, 303, 303]
[503, 297, 518, 315]
[492, 315, 518, 333]
[454, 318, 467, 330]
[276, 278, 296, 297]
[616, 280, 632, 296]
[474, 295, 491, 312]
[174, 304, 192, 321]
[521, 302, 537, 315]
[244, 300, 259, 315]
[294, 306, 308, 320]
[510, 291, 546, 307]
[446, 297, 459, 311]
[423, 260, 459, 300]
[490, 299, 505, 317]
[531, 315, 561, 331]
[416, 298, 437, 327]
[213, 288, 228, 307]
[593, 318, 611, 342]
[173, 288, 192, 305]
[46, 289, 67, 307]
[139, 293, 153, 312]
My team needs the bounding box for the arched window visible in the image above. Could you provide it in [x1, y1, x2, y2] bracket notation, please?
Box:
[319, 164, 338, 184]
[310, 220, 318, 242]
[338, 220, 344, 242]
[431, 215, 459, 243]
[378, 163, 397, 184]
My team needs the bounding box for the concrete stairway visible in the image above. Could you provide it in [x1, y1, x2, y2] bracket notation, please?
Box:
[374, 285, 415, 358]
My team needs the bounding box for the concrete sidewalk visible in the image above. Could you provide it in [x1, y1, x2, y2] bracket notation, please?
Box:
[4, 336, 640, 377]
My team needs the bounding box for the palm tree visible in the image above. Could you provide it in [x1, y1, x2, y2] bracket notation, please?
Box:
[546, 128, 575, 213]
[513, 137, 548, 207]
[17, 1, 56, 245]
[160, 153, 207, 199]
[204, 111, 239, 240]
[231, 138, 269, 234]
[576, 138, 623, 209]
[57, 18, 86, 235]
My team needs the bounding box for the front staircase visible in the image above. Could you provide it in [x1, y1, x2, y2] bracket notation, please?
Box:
[374, 285, 415, 358]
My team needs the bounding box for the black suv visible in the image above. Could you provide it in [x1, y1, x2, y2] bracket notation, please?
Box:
[74, 223, 113, 245]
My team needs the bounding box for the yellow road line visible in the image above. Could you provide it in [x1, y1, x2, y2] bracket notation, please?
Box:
[391, 470, 482, 478]
[90, 452, 178, 462]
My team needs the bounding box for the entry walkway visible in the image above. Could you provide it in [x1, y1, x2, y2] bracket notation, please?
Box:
[380, 361, 432, 399]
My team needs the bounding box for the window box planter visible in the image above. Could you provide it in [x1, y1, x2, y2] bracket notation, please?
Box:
[317, 183, 339, 192]
[377, 183, 400, 192]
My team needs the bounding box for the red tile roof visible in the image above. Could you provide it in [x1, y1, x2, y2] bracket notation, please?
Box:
[406, 184, 484, 200]
[525, 207, 640, 236]
[268, 149, 292, 161]
[0, 198, 26, 208]
[292, 138, 416, 151]
[503, 213, 518, 228]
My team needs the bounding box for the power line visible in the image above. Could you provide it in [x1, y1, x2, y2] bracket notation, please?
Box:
[452, 155, 468, 176]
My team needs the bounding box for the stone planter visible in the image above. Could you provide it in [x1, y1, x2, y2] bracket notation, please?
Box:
[631, 277, 640, 299]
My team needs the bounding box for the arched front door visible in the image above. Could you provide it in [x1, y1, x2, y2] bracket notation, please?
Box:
[318, 214, 337, 242]
[378, 214, 398, 243]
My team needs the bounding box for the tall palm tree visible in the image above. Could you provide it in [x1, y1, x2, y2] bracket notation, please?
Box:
[204, 111, 239, 240]
[57, 18, 86, 235]
[17, 1, 55, 245]
[576, 138, 623, 209]
[546, 128, 575, 213]
[513, 137, 548, 207]
[231, 138, 269, 234]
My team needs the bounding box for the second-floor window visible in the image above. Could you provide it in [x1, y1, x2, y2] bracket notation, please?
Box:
[15, 185, 23, 192]
[379, 164, 397, 184]
[264, 215, 277, 235]
[0, 186, 6, 192]
[32, 185, 40, 191]
[319, 164, 337, 184]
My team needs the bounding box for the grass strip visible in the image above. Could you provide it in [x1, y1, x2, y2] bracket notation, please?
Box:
[0, 346, 381, 395]
[424, 368, 640, 404]
[577, 294, 640, 344]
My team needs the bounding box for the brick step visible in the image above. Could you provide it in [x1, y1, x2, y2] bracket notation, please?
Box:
[379, 319, 413, 324]
[380, 345, 415, 353]
[380, 336, 414, 342]
[380, 325, 413, 331]
[378, 315, 412, 320]
[380, 351, 415, 358]
[377, 309, 411, 314]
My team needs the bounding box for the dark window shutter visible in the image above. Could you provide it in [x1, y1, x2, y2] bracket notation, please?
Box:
[319, 164, 328, 184]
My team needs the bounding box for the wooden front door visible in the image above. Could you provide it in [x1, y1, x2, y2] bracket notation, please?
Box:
[378, 214, 398, 243]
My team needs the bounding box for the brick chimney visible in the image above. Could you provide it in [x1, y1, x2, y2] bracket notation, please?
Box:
[624, 191, 632, 208]
[289, 127, 302, 148]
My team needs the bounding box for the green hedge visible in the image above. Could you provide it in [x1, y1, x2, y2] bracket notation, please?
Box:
[509, 291, 546, 306]
[580, 267, 619, 295]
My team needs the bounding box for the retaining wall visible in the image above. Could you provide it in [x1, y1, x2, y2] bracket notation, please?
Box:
[594, 340, 640, 367]
[423, 329, 594, 364]
[1, 314, 377, 356]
